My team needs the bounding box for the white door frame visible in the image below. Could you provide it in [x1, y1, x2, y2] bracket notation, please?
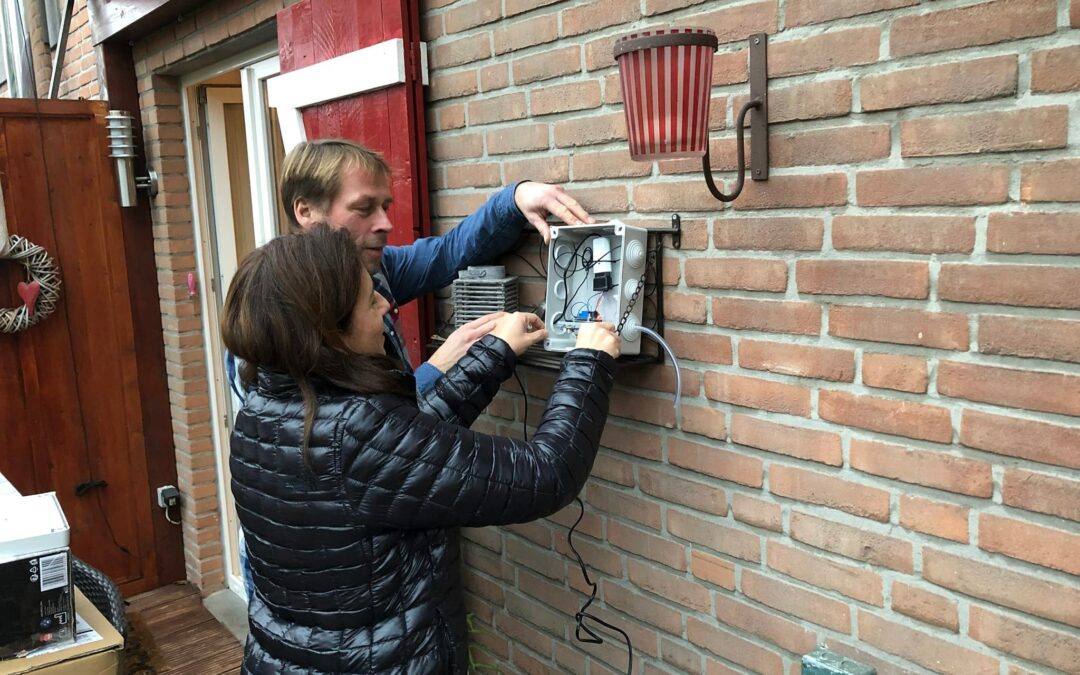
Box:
[180, 44, 280, 600]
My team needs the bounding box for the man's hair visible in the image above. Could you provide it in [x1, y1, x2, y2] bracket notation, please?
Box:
[221, 223, 411, 458]
[279, 139, 392, 229]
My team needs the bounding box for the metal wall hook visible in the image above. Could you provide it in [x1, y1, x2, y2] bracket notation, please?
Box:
[703, 33, 770, 203]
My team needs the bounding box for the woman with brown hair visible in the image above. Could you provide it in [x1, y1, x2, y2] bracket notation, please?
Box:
[222, 224, 620, 674]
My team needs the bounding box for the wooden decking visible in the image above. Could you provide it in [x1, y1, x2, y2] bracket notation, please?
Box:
[127, 583, 243, 674]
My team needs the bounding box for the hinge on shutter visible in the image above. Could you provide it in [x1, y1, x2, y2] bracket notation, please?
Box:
[411, 41, 428, 86]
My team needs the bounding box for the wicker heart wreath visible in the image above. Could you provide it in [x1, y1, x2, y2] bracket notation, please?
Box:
[0, 235, 61, 333]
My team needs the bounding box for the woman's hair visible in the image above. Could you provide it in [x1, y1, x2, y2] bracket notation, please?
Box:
[279, 139, 392, 230]
[222, 224, 413, 458]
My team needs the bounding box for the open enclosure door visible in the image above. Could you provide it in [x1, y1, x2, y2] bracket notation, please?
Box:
[275, 0, 432, 364]
[0, 99, 182, 596]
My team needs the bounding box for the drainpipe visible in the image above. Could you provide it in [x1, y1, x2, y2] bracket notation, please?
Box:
[1, 0, 38, 98]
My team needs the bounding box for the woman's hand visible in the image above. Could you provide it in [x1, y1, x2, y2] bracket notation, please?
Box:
[428, 312, 506, 372]
[490, 312, 548, 355]
[576, 321, 620, 358]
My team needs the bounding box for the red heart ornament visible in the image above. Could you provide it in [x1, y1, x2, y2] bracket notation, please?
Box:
[17, 280, 41, 317]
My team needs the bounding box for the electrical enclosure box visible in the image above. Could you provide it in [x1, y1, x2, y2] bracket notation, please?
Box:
[544, 221, 648, 355]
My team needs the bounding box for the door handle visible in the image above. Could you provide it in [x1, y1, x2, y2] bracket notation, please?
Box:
[74, 479, 108, 496]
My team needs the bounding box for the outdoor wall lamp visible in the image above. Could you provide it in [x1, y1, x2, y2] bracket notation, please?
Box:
[105, 110, 158, 208]
[614, 29, 769, 202]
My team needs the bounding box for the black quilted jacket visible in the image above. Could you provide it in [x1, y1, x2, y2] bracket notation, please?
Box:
[230, 335, 616, 674]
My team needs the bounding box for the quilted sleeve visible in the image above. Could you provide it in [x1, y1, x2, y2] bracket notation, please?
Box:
[417, 334, 517, 426]
[340, 348, 616, 530]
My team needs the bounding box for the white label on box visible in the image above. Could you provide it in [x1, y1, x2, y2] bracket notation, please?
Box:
[38, 552, 68, 592]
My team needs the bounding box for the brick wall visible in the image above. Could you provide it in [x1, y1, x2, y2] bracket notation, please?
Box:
[422, 0, 1080, 673]
[0, 0, 102, 99]
[127, 0, 287, 592]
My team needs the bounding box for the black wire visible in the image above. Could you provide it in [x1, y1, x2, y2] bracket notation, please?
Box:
[514, 371, 630, 669]
[508, 251, 546, 278]
[513, 369, 528, 440]
[567, 497, 633, 675]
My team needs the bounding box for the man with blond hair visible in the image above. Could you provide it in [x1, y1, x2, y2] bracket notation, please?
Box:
[280, 138, 592, 391]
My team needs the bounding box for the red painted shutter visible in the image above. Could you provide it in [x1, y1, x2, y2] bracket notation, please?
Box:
[277, 0, 431, 366]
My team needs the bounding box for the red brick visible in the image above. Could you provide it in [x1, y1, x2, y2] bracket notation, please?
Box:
[467, 92, 526, 125]
[503, 156, 568, 184]
[770, 125, 891, 168]
[486, 123, 548, 155]
[1003, 468, 1080, 523]
[505, 537, 564, 580]
[591, 453, 634, 487]
[738, 340, 854, 382]
[602, 581, 682, 635]
[987, 212, 1080, 255]
[902, 106, 1068, 157]
[661, 292, 707, 324]
[770, 464, 891, 522]
[891, 0, 1056, 57]
[857, 165, 1009, 206]
[609, 389, 676, 428]
[686, 618, 783, 675]
[462, 569, 505, 605]
[821, 390, 952, 443]
[563, 185, 629, 214]
[548, 502, 603, 540]
[969, 606, 1080, 673]
[799, 259, 929, 299]
[713, 217, 823, 251]
[711, 48, 748, 85]
[850, 438, 990, 497]
[428, 70, 478, 101]
[601, 423, 662, 461]
[861, 610, 999, 674]
[768, 27, 879, 77]
[704, 372, 812, 417]
[479, 63, 508, 92]
[786, 0, 916, 26]
[685, 258, 787, 292]
[691, 0, 778, 46]
[512, 45, 580, 85]
[690, 550, 734, 590]
[767, 540, 883, 606]
[427, 133, 484, 161]
[736, 79, 851, 125]
[961, 409, 1080, 470]
[979, 513, 1080, 576]
[731, 173, 848, 210]
[435, 103, 465, 131]
[678, 404, 726, 441]
[923, 548, 1080, 629]
[1074, 0, 1080, 26]
[553, 532, 622, 578]
[713, 297, 820, 335]
[444, 162, 501, 189]
[953, 263, 1080, 308]
[430, 33, 491, 68]
[495, 613, 552, 657]
[833, 215, 975, 254]
[1021, 158, 1080, 202]
[830, 305, 969, 351]
[730, 494, 782, 532]
[889, 578, 959, 630]
[938, 360, 1080, 417]
[628, 559, 708, 613]
[444, 0, 501, 33]
[662, 330, 733, 366]
[492, 14, 557, 55]
[504, 0, 560, 16]
[659, 638, 702, 674]
[668, 437, 763, 488]
[561, 0, 639, 37]
[587, 483, 662, 530]
[730, 414, 842, 465]
[713, 592, 817, 655]
[571, 149, 652, 181]
[743, 569, 851, 633]
[668, 510, 761, 562]
[608, 519, 687, 571]
[433, 193, 487, 218]
[638, 466, 727, 517]
[554, 111, 628, 149]
[1032, 44, 1080, 92]
[862, 353, 928, 394]
[530, 80, 602, 117]
[790, 511, 913, 572]
[860, 54, 1017, 111]
[899, 494, 969, 543]
[633, 179, 730, 213]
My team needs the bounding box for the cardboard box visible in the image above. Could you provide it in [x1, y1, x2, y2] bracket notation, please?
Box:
[0, 589, 122, 675]
[0, 494, 74, 658]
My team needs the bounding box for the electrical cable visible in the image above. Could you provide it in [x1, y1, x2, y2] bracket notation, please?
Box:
[634, 325, 683, 415]
[515, 361, 633, 675]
